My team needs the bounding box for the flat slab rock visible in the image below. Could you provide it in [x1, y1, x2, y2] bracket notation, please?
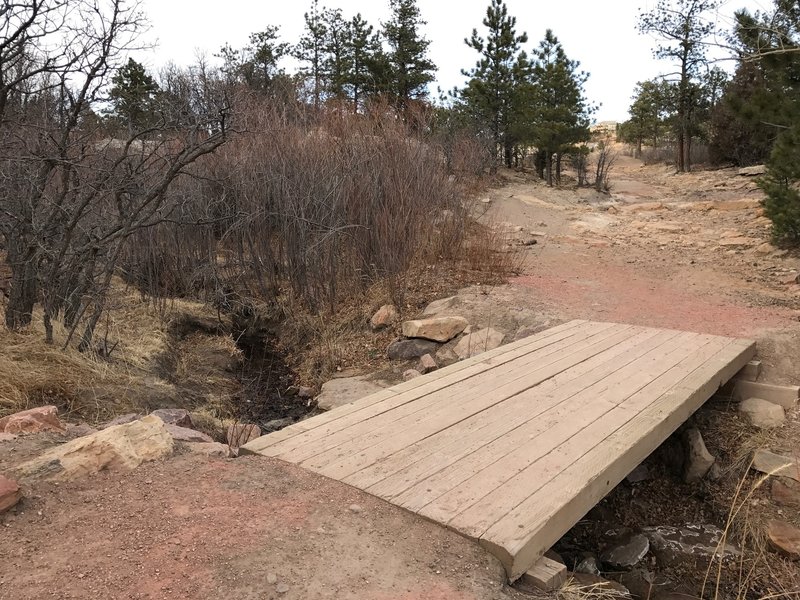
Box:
[768, 520, 800, 558]
[401, 316, 468, 343]
[0, 405, 65, 434]
[752, 450, 800, 482]
[165, 424, 213, 443]
[316, 376, 390, 412]
[0, 475, 22, 513]
[642, 524, 740, 567]
[453, 327, 505, 359]
[387, 338, 440, 360]
[601, 533, 650, 569]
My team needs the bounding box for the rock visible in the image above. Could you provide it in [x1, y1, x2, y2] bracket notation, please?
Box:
[768, 520, 800, 558]
[13, 415, 173, 481]
[100, 413, 142, 429]
[297, 386, 315, 399]
[150, 408, 193, 428]
[773, 479, 800, 508]
[642, 524, 740, 568]
[574, 555, 601, 576]
[165, 424, 214, 443]
[514, 324, 548, 341]
[0, 433, 17, 443]
[348, 504, 363, 513]
[370, 304, 399, 331]
[423, 296, 459, 316]
[387, 338, 440, 360]
[226, 423, 261, 448]
[276, 583, 290, 594]
[263, 418, 294, 433]
[756, 242, 777, 255]
[266, 573, 278, 585]
[682, 428, 715, 483]
[625, 464, 652, 484]
[316, 376, 388, 411]
[738, 398, 786, 429]
[418, 354, 438, 374]
[738, 165, 767, 176]
[0, 475, 22, 513]
[752, 450, 800, 482]
[780, 272, 800, 285]
[0, 405, 65, 434]
[601, 534, 650, 569]
[435, 346, 459, 366]
[453, 328, 506, 359]
[568, 573, 630, 596]
[403, 369, 422, 381]
[183, 442, 231, 458]
[481, 197, 492, 204]
[64, 423, 99, 439]
[401, 316, 468, 342]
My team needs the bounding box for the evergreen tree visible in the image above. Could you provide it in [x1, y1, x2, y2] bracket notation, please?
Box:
[323, 8, 350, 101]
[295, 0, 328, 109]
[461, 0, 530, 167]
[619, 79, 673, 157]
[109, 58, 160, 133]
[638, 0, 719, 172]
[383, 0, 437, 108]
[344, 13, 384, 112]
[218, 26, 289, 92]
[529, 30, 593, 186]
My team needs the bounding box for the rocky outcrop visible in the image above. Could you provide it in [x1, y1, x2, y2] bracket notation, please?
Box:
[316, 376, 389, 412]
[401, 317, 468, 343]
[0, 475, 21, 513]
[738, 398, 786, 429]
[13, 415, 174, 481]
[0, 406, 65, 434]
[387, 338, 440, 360]
[370, 304, 399, 331]
[453, 328, 505, 359]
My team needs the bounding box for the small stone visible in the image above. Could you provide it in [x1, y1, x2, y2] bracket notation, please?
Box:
[403, 369, 421, 381]
[183, 442, 231, 458]
[574, 555, 601, 576]
[738, 398, 786, 429]
[0, 475, 22, 513]
[738, 165, 767, 176]
[267, 573, 278, 585]
[370, 304, 399, 331]
[150, 409, 193, 428]
[387, 338, 440, 360]
[481, 197, 492, 204]
[0, 405, 65, 434]
[773, 479, 800, 508]
[348, 504, 363, 514]
[625, 464, 651, 484]
[263, 418, 294, 433]
[682, 428, 715, 483]
[165, 424, 213, 443]
[601, 533, 649, 569]
[752, 450, 800, 482]
[226, 423, 261, 448]
[418, 354, 438, 374]
[780, 272, 800, 285]
[401, 316, 468, 343]
[297, 386, 315, 399]
[768, 520, 800, 558]
[276, 583, 290, 594]
[755, 242, 776, 255]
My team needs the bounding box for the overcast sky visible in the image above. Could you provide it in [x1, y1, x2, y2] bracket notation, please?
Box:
[139, 0, 772, 122]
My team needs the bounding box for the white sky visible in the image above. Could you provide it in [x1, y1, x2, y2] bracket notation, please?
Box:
[139, 0, 772, 122]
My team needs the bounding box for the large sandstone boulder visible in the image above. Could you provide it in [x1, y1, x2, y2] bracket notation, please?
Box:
[0, 406, 65, 434]
[316, 376, 389, 412]
[13, 415, 173, 481]
[453, 328, 505, 359]
[0, 475, 21, 513]
[401, 317, 468, 343]
[738, 398, 786, 429]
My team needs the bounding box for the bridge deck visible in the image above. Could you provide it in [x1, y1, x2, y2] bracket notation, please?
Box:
[242, 320, 756, 581]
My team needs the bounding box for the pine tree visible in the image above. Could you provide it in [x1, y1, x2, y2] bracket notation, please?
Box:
[109, 58, 160, 133]
[638, 0, 719, 172]
[461, 0, 529, 167]
[619, 79, 673, 157]
[383, 0, 437, 109]
[295, 0, 328, 109]
[344, 13, 384, 112]
[529, 30, 593, 186]
[217, 26, 289, 92]
[323, 8, 350, 101]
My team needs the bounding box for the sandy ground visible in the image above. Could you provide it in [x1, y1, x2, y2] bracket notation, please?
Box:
[3, 151, 800, 599]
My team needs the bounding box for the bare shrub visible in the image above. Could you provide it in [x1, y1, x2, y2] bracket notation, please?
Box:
[593, 141, 617, 192]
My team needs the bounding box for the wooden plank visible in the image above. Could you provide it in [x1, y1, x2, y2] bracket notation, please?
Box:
[732, 380, 799, 409]
[278, 323, 627, 466]
[249, 321, 602, 458]
[300, 324, 642, 477]
[478, 338, 755, 581]
[346, 327, 668, 493]
[240, 320, 589, 455]
[416, 333, 714, 524]
[522, 556, 567, 591]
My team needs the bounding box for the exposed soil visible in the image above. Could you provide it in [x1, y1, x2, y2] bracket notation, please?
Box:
[3, 151, 800, 598]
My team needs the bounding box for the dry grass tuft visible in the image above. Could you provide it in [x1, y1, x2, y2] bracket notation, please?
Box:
[557, 578, 630, 600]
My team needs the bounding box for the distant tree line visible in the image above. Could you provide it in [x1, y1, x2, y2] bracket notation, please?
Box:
[619, 0, 800, 244]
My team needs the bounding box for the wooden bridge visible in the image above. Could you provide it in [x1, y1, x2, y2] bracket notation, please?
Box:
[242, 320, 756, 581]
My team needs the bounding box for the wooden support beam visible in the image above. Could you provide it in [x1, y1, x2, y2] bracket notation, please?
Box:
[737, 360, 762, 382]
[522, 556, 567, 592]
[733, 380, 799, 409]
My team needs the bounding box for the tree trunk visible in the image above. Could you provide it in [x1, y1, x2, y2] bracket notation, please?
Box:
[555, 153, 562, 185]
[504, 141, 513, 168]
[545, 152, 553, 187]
[5, 246, 38, 330]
